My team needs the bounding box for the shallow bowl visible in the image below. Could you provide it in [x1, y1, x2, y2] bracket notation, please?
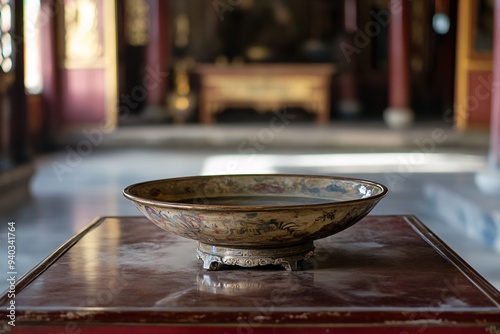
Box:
[123, 174, 387, 270]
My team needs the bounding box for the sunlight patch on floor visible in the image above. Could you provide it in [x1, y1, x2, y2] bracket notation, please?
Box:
[201, 153, 487, 175]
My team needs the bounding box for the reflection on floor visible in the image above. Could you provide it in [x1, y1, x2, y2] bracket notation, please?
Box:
[0, 148, 499, 292]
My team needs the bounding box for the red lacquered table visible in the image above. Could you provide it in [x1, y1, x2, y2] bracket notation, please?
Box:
[1, 215, 499, 333]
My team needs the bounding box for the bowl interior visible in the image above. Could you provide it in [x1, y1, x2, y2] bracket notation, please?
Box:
[125, 174, 387, 208]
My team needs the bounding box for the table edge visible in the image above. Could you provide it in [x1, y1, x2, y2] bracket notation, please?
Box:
[402, 215, 500, 305]
[1, 215, 499, 307]
[0, 216, 106, 304]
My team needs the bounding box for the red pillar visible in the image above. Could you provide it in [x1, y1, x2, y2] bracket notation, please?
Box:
[383, 0, 414, 128]
[338, 0, 361, 119]
[476, 0, 500, 194]
[143, 0, 169, 119]
[40, 0, 60, 148]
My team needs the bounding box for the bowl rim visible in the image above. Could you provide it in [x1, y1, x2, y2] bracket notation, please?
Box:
[123, 174, 388, 212]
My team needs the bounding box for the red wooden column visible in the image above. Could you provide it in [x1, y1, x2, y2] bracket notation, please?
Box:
[40, 0, 60, 148]
[476, 0, 500, 194]
[338, 0, 361, 119]
[143, 0, 169, 120]
[383, 0, 414, 128]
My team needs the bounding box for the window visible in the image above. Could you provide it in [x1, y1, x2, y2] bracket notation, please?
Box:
[0, 0, 12, 74]
[24, 0, 43, 94]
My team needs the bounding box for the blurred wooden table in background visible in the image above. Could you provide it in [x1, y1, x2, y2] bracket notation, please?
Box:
[196, 64, 335, 124]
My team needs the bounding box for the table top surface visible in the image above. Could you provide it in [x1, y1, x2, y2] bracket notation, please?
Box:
[1, 215, 499, 326]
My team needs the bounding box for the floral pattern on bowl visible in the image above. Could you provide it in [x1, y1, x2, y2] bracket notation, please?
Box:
[124, 174, 388, 248]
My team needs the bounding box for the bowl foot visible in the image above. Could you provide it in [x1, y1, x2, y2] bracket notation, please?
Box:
[196, 242, 315, 271]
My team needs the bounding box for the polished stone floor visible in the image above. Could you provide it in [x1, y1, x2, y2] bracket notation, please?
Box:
[1, 147, 499, 292]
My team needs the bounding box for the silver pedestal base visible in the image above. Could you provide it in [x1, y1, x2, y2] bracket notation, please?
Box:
[196, 242, 315, 271]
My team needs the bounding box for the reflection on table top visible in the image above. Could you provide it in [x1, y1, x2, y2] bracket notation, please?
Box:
[1, 215, 499, 326]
